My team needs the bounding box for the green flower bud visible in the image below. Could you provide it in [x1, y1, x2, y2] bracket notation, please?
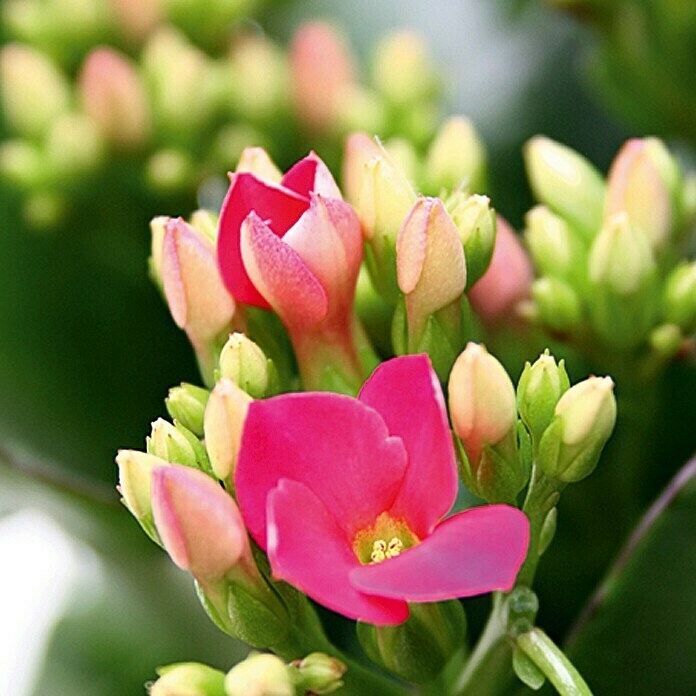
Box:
[147, 418, 198, 467]
[146, 148, 194, 192]
[532, 277, 582, 333]
[357, 601, 467, 684]
[449, 193, 497, 287]
[224, 653, 295, 696]
[424, 116, 487, 194]
[46, 113, 104, 179]
[0, 139, 46, 189]
[663, 262, 696, 333]
[524, 136, 605, 240]
[537, 376, 617, 483]
[1, 43, 70, 139]
[524, 205, 584, 282]
[517, 350, 570, 448]
[165, 383, 210, 437]
[649, 324, 683, 359]
[293, 653, 347, 695]
[219, 333, 278, 399]
[151, 663, 226, 696]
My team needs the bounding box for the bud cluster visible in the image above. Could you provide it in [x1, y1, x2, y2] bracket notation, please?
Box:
[523, 136, 695, 359]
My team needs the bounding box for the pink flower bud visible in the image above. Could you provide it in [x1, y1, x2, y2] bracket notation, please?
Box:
[290, 22, 356, 134]
[151, 465, 251, 581]
[78, 48, 150, 148]
[468, 217, 533, 325]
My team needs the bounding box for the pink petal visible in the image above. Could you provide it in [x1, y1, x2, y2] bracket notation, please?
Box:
[350, 505, 529, 602]
[282, 151, 343, 199]
[267, 478, 409, 625]
[358, 355, 458, 538]
[218, 172, 309, 307]
[235, 392, 407, 546]
[240, 212, 328, 329]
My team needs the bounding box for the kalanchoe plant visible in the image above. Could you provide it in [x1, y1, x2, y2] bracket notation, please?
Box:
[115, 142, 626, 695]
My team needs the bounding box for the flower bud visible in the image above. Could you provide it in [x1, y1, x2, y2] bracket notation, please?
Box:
[524, 205, 584, 282]
[449, 193, 496, 286]
[290, 21, 356, 134]
[219, 333, 277, 399]
[537, 376, 617, 482]
[150, 663, 225, 696]
[149, 216, 168, 288]
[165, 383, 209, 437]
[372, 31, 438, 106]
[341, 132, 383, 206]
[204, 379, 252, 483]
[147, 418, 198, 467]
[146, 148, 194, 192]
[531, 277, 582, 333]
[357, 601, 466, 683]
[189, 209, 218, 243]
[1, 43, 70, 139]
[235, 147, 282, 183]
[605, 138, 678, 251]
[110, 0, 162, 42]
[116, 449, 169, 541]
[662, 262, 696, 333]
[396, 197, 467, 348]
[46, 113, 104, 179]
[224, 654, 295, 696]
[0, 139, 45, 189]
[78, 48, 150, 149]
[424, 116, 487, 194]
[649, 323, 683, 359]
[524, 136, 605, 239]
[293, 653, 347, 695]
[468, 218, 533, 326]
[517, 351, 570, 447]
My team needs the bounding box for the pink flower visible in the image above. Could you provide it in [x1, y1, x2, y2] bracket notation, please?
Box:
[217, 151, 370, 390]
[235, 354, 529, 625]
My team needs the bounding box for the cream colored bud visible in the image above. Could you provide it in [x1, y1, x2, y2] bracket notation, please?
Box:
[116, 450, 169, 521]
[225, 654, 295, 696]
[235, 147, 282, 183]
[219, 333, 271, 399]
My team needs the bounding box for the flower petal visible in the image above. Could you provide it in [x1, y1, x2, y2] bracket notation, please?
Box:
[358, 355, 458, 537]
[240, 211, 328, 328]
[235, 392, 407, 545]
[267, 478, 409, 625]
[350, 505, 530, 602]
[281, 151, 342, 199]
[218, 172, 309, 307]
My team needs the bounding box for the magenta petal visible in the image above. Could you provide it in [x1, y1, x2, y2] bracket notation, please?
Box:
[281, 151, 342, 199]
[241, 212, 329, 328]
[236, 392, 407, 545]
[358, 355, 458, 537]
[218, 172, 309, 306]
[267, 478, 409, 625]
[350, 505, 530, 602]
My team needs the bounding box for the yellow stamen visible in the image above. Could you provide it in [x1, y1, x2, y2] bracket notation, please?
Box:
[370, 537, 403, 564]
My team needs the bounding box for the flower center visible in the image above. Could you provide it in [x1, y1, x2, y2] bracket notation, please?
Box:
[353, 512, 418, 565]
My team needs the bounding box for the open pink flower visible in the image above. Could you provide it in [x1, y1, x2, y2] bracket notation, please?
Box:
[235, 354, 529, 626]
[217, 151, 370, 390]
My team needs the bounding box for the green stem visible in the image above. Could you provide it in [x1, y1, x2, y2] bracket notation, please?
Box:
[517, 629, 593, 696]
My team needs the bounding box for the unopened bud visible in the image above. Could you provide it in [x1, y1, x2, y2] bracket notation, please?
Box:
[235, 147, 282, 183]
[532, 278, 582, 333]
[524, 205, 583, 282]
[146, 148, 194, 192]
[147, 418, 197, 467]
[166, 383, 209, 437]
[449, 193, 496, 286]
[605, 138, 679, 251]
[537, 376, 616, 482]
[517, 351, 570, 447]
[46, 113, 104, 179]
[524, 136, 605, 239]
[219, 333, 277, 399]
[649, 324, 683, 359]
[150, 663, 225, 696]
[189, 209, 218, 243]
[1, 44, 70, 139]
[293, 653, 347, 695]
[342, 132, 384, 206]
[0, 139, 45, 189]
[424, 116, 487, 194]
[396, 197, 467, 347]
[78, 48, 150, 148]
[110, 0, 162, 42]
[225, 653, 295, 696]
[663, 262, 696, 334]
[204, 379, 252, 483]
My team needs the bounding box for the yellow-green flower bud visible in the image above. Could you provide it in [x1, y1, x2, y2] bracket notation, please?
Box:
[151, 663, 226, 696]
[449, 193, 496, 286]
[532, 277, 582, 333]
[524, 136, 605, 240]
[166, 383, 210, 437]
[0, 139, 45, 189]
[663, 262, 696, 334]
[649, 324, 683, 359]
[189, 209, 219, 243]
[147, 418, 198, 467]
[46, 113, 104, 179]
[219, 333, 277, 399]
[293, 653, 347, 695]
[517, 350, 570, 448]
[224, 653, 295, 696]
[235, 147, 282, 183]
[537, 376, 617, 483]
[424, 116, 487, 194]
